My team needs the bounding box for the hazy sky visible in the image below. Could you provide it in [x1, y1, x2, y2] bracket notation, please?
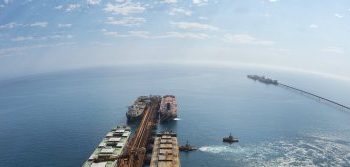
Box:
[0, 0, 349, 79]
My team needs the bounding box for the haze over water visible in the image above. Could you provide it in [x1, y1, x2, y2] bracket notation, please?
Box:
[0, 66, 350, 167]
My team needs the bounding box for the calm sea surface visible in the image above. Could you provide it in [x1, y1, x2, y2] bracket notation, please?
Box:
[0, 66, 349, 167]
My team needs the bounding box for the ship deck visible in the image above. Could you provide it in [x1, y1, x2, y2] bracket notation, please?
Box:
[150, 132, 180, 167]
[82, 126, 131, 167]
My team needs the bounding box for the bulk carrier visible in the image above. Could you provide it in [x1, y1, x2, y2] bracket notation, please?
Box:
[159, 95, 177, 121]
[82, 125, 131, 167]
[150, 131, 180, 167]
[126, 96, 150, 121]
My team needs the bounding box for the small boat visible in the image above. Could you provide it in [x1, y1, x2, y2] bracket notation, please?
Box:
[179, 141, 197, 152]
[223, 133, 239, 143]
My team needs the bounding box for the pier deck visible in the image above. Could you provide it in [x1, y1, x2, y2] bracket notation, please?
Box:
[117, 96, 161, 167]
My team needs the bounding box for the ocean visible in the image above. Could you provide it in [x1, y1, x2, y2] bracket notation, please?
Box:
[0, 65, 349, 167]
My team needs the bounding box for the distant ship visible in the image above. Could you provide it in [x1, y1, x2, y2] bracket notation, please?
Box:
[247, 75, 278, 85]
[126, 96, 150, 121]
[159, 95, 177, 121]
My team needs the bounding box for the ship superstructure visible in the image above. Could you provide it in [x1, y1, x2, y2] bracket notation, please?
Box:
[82, 125, 131, 167]
[126, 96, 150, 121]
[159, 95, 177, 121]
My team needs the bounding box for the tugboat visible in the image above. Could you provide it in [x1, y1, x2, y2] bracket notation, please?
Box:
[179, 141, 197, 152]
[223, 133, 239, 143]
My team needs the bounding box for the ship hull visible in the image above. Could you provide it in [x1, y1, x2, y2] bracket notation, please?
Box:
[82, 126, 131, 167]
[125, 96, 150, 122]
[159, 95, 177, 122]
[160, 112, 177, 122]
[126, 112, 143, 122]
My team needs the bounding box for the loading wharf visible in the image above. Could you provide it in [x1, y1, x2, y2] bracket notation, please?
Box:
[117, 95, 181, 167]
[117, 96, 160, 167]
[83, 95, 181, 167]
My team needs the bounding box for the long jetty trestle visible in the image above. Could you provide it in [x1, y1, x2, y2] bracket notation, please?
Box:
[247, 75, 350, 112]
[117, 96, 161, 167]
[278, 83, 350, 111]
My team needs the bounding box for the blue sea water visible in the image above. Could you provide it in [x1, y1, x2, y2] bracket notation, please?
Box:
[0, 65, 349, 167]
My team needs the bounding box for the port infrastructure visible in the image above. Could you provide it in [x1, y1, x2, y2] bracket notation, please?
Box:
[117, 96, 161, 167]
[248, 75, 350, 112]
[278, 83, 350, 111]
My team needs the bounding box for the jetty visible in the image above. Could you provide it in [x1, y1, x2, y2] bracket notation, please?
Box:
[117, 96, 161, 167]
[247, 75, 350, 111]
[83, 95, 182, 167]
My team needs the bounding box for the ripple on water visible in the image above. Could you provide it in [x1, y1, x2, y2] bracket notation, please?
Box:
[199, 134, 350, 167]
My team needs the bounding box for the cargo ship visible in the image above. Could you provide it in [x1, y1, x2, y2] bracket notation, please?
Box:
[159, 95, 177, 121]
[247, 75, 278, 85]
[126, 96, 150, 121]
[150, 131, 180, 167]
[82, 125, 131, 167]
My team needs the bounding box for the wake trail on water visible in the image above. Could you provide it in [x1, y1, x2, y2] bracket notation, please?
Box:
[198, 134, 350, 167]
[199, 145, 243, 154]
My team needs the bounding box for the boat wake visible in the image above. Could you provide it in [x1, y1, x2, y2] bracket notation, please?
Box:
[199, 145, 242, 154]
[199, 134, 350, 166]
